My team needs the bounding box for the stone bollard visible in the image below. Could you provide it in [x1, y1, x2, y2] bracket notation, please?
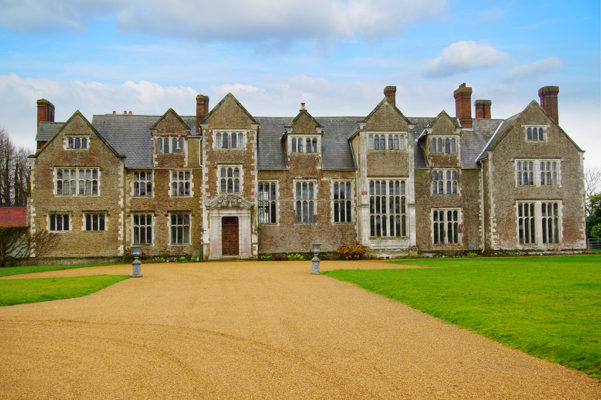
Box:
[131, 246, 143, 277]
[311, 243, 321, 274]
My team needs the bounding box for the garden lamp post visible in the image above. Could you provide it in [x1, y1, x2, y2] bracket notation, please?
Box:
[311, 243, 321, 274]
[131, 246, 143, 277]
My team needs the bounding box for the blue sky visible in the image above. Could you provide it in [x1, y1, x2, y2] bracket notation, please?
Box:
[0, 0, 599, 168]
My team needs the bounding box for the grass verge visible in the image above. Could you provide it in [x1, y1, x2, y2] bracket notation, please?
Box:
[0, 275, 130, 306]
[324, 255, 601, 380]
[0, 262, 127, 277]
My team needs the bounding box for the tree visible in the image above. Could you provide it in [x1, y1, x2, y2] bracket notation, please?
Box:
[585, 168, 601, 218]
[586, 193, 601, 239]
[0, 128, 31, 207]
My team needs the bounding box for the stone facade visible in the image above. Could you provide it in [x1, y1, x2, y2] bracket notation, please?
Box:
[29, 84, 587, 260]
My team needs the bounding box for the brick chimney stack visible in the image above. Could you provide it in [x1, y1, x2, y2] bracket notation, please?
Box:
[475, 100, 491, 119]
[453, 83, 472, 128]
[538, 86, 559, 123]
[37, 99, 55, 128]
[196, 94, 209, 133]
[384, 85, 397, 106]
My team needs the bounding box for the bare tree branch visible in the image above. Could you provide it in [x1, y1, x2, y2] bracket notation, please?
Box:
[585, 168, 601, 217]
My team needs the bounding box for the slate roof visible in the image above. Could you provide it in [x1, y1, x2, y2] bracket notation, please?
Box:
[36, 110, 513, 171]
[0, 207, 27, 227]
[36, 122, 64, 141]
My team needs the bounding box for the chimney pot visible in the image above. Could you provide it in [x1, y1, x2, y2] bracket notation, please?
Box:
[36, 99, 55, 128]
[123, 110, 127, 114]
[196, 94, 209, 133]
[113, 110, 116, 115]
[538, 86, 559, 123]
[475, 100, 492, 119]
[301, 102, 306, 110]
[384, 85, 397, 106]
[453, 84, 473, 128]
[129, 111, 132, 115]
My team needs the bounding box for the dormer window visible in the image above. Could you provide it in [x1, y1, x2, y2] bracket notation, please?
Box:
[524, 125, 547, 142]
[290, 136, 319, 153]
[215, 131, 245, 149]
[430, 136, 457, 153]
[368, 133, 405, 150]
[65, 136, 89, 150]
[157, 136, 184, 154]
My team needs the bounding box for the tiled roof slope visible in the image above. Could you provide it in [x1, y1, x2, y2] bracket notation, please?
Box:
[0, 207, 27, 227]
[38, 112, 505, 170]
[36, 122, 64, 141]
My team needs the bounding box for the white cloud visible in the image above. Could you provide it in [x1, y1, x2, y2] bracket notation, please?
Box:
[0, 74, 197, 151]
[0, 0, 446, 41]
[502, 57, 562, 82]
[423, 41, 510, 78]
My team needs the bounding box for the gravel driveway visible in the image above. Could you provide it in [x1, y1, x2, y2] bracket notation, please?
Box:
[1, 260, 599, 399]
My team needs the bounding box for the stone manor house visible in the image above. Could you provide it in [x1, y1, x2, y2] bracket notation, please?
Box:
[29, 84, 586, 260]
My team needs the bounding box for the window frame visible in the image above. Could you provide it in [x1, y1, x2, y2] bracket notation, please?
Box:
[132, 170, 153, 197]
[258, 181, 278, 225]
[289, 135, 321, 154]
[431, 208, 461, 245]
[83, 213, 106, 231]
[515, 159, 561, 187]
[431, 169, 458, 195]
[294, 180, 318, 224]
[368, 178, 407, 238]
[55, 167, 100, 196]
[331, 180, 353, 223]
[156, 136, 185, 154]
[218, 165, 243, 194]
[523, 125, 547, 142]
[367, 132, 406, 151]
[214, 130, 246, 149]
[65, 135, 90, 150]
[169, 212, 191, 245]
[517, 200, 562, 247]
[132, 213, 153, 245]
[429, 135, 458, 154]
[169, 170, 193, 197]
[48, 213, 70, 232]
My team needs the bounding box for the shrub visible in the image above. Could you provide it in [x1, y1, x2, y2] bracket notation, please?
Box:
[258, 254, 272, 261]
[190, 251, 201, 262]
[337, 241, 366, 260]
[286, 253, 304, 261]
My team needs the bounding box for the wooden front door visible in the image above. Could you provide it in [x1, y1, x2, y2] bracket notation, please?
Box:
[222, 217, 239, 256]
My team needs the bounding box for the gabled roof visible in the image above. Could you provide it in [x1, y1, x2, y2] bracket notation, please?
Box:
[0, 207, 27, 227]
[362, 97, 412, 126]
[34, 111, 125, 160]
[150, 108, 191, 132]
[476, 100, 583, 162]
[202, 93, 258, 125]
[286, 108, 323, 130]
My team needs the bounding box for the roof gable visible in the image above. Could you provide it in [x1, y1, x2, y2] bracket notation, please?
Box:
[362, 98, 411, 131]
[203, 93, 258, 128]
[428, 110, 461, 134]
[34, 111, 124, 159]
[150, 108, 191, 134]
[286, 109, 323, 134]
[477, 100, 583, 161]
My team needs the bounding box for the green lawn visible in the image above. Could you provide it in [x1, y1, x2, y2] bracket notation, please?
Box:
[0, 262, 127, 277]
[0, 275, 129, 306]
[324, 255, 601, 380]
